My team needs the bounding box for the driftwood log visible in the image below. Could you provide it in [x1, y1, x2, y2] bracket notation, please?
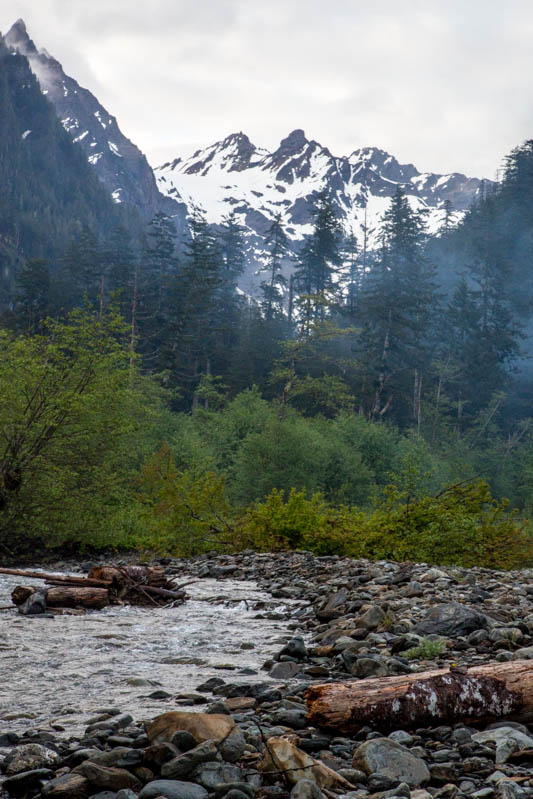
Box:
[4, 564, 188, 610]
[306, 662, 533, 733]
[11, 585, 110, 609]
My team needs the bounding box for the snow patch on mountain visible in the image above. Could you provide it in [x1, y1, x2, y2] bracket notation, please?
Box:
[155, 130, 486, 292]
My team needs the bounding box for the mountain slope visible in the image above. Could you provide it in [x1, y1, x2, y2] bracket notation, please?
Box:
[156, 130, 488, 293]
[0, 33, 129, 284]
[5, 19, 186, 229]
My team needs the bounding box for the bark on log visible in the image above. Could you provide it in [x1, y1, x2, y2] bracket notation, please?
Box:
[306, 662, 533, 734]
[11, 585, 35, 605]
[46, 587, 110, 609]
[88, 565, 168, 587]
[0, 568, 111, 588]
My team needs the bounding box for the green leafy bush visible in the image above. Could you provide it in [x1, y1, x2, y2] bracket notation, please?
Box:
[402, 638, 446, 660]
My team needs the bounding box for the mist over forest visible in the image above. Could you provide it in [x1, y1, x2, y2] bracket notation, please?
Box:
[1, 17, 533, 567]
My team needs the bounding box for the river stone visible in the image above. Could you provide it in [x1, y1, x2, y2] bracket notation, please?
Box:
[161, 740, 218, 779]
[139, 780, 208, 799]
[191, 761, 242, 789]
[291, 780, 324, 799]
[42, 773, 92, 799]
[350, 656, 390, 678]
[358, 605, 385, 630]
[79, 763, 141, 792]
[472, 727, 533, 748]
[352, 738, 430, 788]
[4, 742, 61, 775]
[276, 636, 307, 661]
[317, 590, 348, 621]
[219, 728, 247, 762]
[512, 646, 533, 659]
[414, 603, 487, 637]
[269, 661, 301, 679]
[3, 768, 56, 796]
[147, 712, 235, 744]
[19, 589, 47, 615]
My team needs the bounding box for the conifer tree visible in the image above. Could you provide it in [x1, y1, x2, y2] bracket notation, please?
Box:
[260, 213, 289, 319]
[293, 192, 342, 331]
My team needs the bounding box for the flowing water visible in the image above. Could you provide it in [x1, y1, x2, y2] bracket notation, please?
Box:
[0, 572, 304, 739]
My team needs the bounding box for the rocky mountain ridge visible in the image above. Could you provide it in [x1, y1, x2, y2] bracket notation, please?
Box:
[4, 19, 186, 230]
[156, 130, 489, 293]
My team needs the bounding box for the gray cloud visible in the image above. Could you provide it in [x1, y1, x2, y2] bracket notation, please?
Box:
[1, 0, 532, 177]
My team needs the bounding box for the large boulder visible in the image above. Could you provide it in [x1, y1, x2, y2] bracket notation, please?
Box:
[261, 737, 349, 789]
[4, 743, 61, 775]
[472, 727, 533, 749]
[414, 603, 487, 638]
[147, 712, 235, 745]
[352, 738, 430, 788]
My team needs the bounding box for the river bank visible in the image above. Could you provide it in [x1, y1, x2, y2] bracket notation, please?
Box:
[2, 551, 533, 799]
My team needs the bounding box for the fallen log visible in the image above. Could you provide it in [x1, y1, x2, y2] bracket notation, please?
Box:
[306, 661, 533, 734]
[46, 586, 110, 609]
[0, 567, 111, 588]
[88, 564, 168, 587]
[11, 585, 110, 610]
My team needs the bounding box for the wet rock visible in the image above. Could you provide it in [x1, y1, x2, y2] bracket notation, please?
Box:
[18, 589, 48, 615]
[352, 738, 430, 788]
[191, 761, 242, 790]
[290, 779, 324, 799]
[4, 743, 61, 775]
[161, 741, 218, 779]
[269, 661, 301, 679]
[219, 728, 247, 762]
[79, 763, 141, 792]
[41, 772, 92, 799]
[3, 768, 55, 796]
[317, 590, 348, 621]
[414, 603, 487, 637]
[139, 780, 208, 799]
[276, 636, 307, 661]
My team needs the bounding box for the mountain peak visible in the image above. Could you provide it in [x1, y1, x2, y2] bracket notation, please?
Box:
[5, 18, 37, 54]
[278, 129, 308, 153]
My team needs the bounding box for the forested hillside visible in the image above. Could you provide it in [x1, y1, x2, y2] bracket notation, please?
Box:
[0, 37, 137, 307]
[1, 34, 532, 566]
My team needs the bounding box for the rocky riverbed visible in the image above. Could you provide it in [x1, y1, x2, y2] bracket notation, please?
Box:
[2, 551, 533, 799]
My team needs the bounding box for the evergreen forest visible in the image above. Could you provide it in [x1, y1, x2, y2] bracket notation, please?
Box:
[2, 39, 533, 567]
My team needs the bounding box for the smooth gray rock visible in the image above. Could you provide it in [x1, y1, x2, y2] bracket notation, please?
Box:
[276, 636, 307, 661]
[353, 738, 430, 788]
[291, 780, 324, 799]
[472, 727, 533, 749]
[139, 780, 208, 799]
[219, 729, 247, 763]
[414, 603, 487, 637]
[192, 761, 242, 790]
[359, 605, 386, 630]
[161, 740, 218, 779]
[269, 661, 301, 679]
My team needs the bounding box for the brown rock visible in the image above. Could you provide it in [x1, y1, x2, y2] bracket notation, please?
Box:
[147, 712, 235, 745]
[225, 697, 256, 711]
[41, 773, 91, 799]
[79, 762, 141, 792]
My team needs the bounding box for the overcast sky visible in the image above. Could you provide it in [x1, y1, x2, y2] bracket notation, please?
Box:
[1, 0, 532, 178]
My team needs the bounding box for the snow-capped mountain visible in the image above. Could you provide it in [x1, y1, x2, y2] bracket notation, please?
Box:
[5, 19, 186, 227]
[156, 129, 487, 293]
